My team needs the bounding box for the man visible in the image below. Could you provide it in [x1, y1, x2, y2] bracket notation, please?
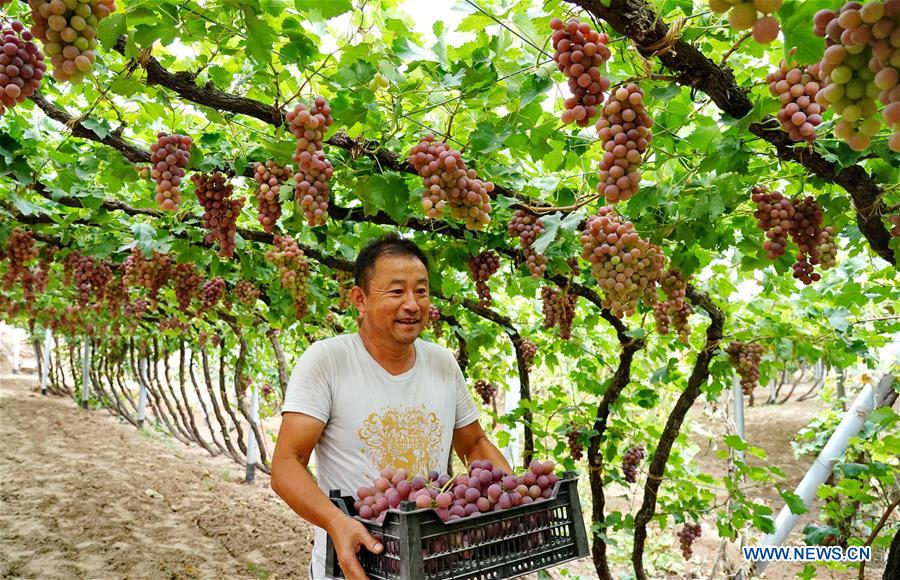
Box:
[271, 232, 511, 580]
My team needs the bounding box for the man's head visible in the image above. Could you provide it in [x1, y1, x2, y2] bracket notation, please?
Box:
[351, 233, 430, 345]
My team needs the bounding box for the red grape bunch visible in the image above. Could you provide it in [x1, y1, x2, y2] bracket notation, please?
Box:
[62, 251, 112, 306]
[199, 277, 225, 312]
[549, 17, 612, 126]
[286, 97, 333, 227]
[234, 280, 260, 306]
[0, 21, 46, 117]
[814, 2, 900, 152]
[594, 83, 654, 204]
[467, 251, 500, 307]
[788, 195, 828, 284]
[768, 58, 828, 142]
[353, 459, 559, 524]
[507, 209, 548, 278]
[751, 185, 795, 259]
[653, 269, 693, 343]
[265, 235, 310, 320]
[335, 270, 353, 310]
[28, 0, 116, 82]
[148, 133, 192, 211]
[192, 171, 245, 258]
[567, 423, 583, 460]
[253, 161, 291, 233]
[407, 135, 494, 230]
[709, 0, 782, 44]
[427, 305, 443, 338]
[121, 248, 171, 301]
[541, 286, 577, 340]
[123, 298, 149, 320]
[726, 341, 765, 396]
[171, 263, 203, 310]
[622, 445, 645, 484]
[473, 379, 496, 405]
[520, 339, 538, 371]
[677, 523, 702, 560]
[1, 228, 38, 292]
[580, 206, 664, 318]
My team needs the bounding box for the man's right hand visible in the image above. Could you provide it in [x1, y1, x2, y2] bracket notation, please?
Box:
[328, 515, 384, 580]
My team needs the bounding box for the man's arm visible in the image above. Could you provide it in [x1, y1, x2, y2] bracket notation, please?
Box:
[271, 412, 382, 580]
[451, 420, 513, 473]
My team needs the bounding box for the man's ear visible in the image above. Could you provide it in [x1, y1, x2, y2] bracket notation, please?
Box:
[350, 286, 366, 314]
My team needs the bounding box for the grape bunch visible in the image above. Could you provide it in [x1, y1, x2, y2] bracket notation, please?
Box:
[171, 263, 203, 310]
[1, 228, 38, 291]
[507, 209, 548, 278]
[253, 161, 291, 233]
[1, 21, 46, 117]
[473, 379, 496, 405]
[467, 251, 500, 307]
[580, 206, 665, 318]
[541, 286, 577, 340]
[677, 523, 702, 560]
[653, 269, 693, 343]
[234, 280, 260, 306]
[520, 339, 538, 371]
[199, 277, 225, 312]
[62, 251, 112, 306]
[427, 305, 443, 338]
[286, 97, 333, 227]
[549, 17, 612, 126]
[335, 270, 353, 310]
[265, 235, 310, 320]
[726, 341, 765, 396]
[814, 2, 900, 152]
[566, 423, 583, 460]
[121, 248, 171, 300]
[28, 0, 116, 82]
[148, 133, 192, 211]
[768, 59, 828, 142]
[622, 445, 645, 484]
[594, 83, 654, 204]
[889, 213, 900, 236]
[353, 459, 559, 524]
[788, 195, 827, 284]
[407, 135, 494, 230]
[751, 185, 795, 259]
[123, 298, 149, 320]
[192, 171, 245, 258]
[709, 0, 782, 44]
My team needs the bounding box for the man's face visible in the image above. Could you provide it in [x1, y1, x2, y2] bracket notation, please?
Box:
[353, 254, 430, 346]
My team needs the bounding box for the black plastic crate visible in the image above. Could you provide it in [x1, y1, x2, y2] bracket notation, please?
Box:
[325, 471, 589, 579]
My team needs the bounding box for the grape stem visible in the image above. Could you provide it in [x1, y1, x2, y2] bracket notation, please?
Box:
[719, 31, 752, 66]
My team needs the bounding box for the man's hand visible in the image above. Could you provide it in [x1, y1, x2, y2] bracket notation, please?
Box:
[328, 515, 384, 580]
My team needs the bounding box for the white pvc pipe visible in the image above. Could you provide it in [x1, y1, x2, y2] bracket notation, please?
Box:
[732, 375, 745, 462]
[136, 358, 148, 427]
[504, 373, 521, 468]
[81, 338, 90, 409]
[245, 384, 260, 483]
[40, 329, 51, 395]
[754, 374, 895, 573]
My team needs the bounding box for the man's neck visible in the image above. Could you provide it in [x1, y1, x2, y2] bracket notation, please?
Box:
[358, 326, 416, 376]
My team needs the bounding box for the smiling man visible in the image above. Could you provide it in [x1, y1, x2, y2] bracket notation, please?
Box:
[271, 232, 511, 580]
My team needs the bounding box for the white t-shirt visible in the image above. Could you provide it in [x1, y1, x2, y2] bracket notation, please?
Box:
[281, 333, 480, 579]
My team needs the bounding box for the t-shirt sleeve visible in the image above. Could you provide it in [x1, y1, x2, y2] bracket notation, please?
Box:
[450, 351, 480, 429]
[281, 341, 332, 424]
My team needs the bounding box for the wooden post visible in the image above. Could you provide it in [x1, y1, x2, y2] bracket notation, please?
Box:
[244, 383, 259, 484]
[81, 338, 90, 409]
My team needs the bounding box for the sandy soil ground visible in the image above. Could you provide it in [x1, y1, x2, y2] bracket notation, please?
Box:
[1, 373, 312, 579]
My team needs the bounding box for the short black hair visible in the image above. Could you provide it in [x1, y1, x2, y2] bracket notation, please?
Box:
[354, 232, 430, 292]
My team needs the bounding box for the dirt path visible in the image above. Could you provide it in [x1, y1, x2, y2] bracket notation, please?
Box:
[0, 374, 312, 579]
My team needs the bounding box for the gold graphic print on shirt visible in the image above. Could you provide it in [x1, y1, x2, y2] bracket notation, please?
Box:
[358, 405, 443, 475]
